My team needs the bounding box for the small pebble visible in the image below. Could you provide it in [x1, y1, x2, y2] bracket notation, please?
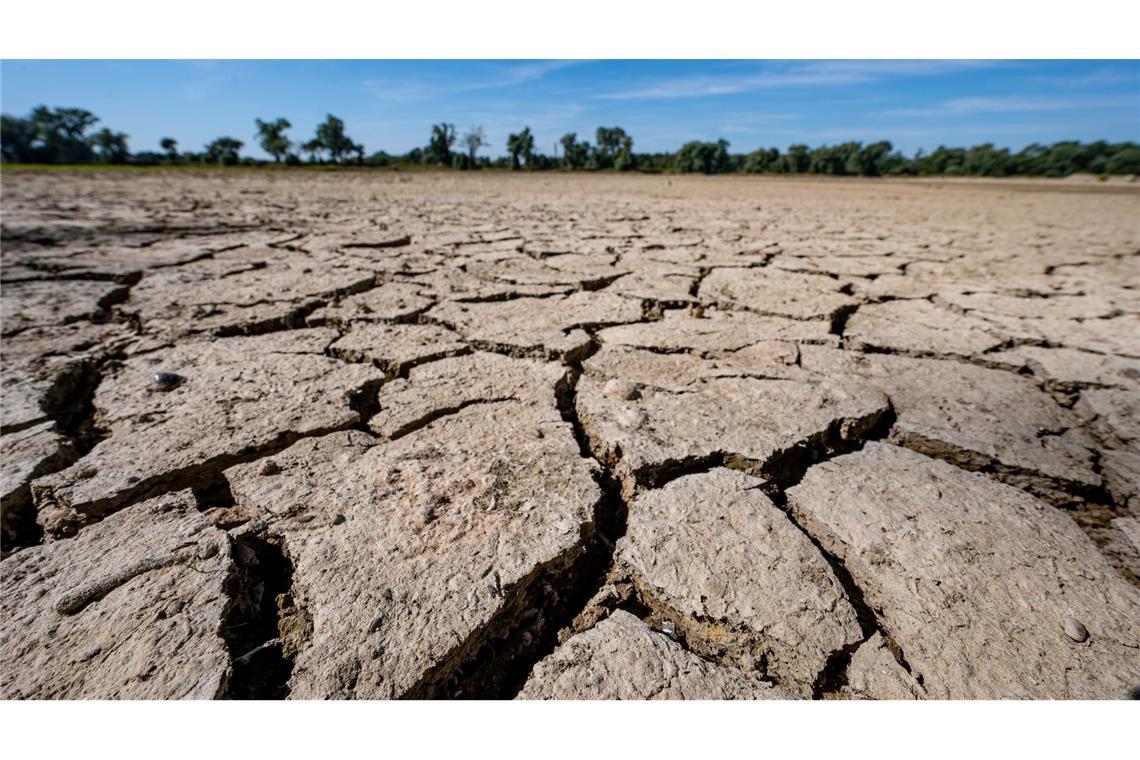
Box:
[152, 372, 184, 392]
[1062, 617, 1089, 643]
[332, 513, 346, 525]
[603, 378, 640, 401]
[258, 460, 280, 476]
[661, 620, 676, 639]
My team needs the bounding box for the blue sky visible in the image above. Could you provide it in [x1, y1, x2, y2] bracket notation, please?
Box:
[2, 60, 1137, 159]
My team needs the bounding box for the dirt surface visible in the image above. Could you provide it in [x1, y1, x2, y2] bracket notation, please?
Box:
[1, 169, 1138, 699]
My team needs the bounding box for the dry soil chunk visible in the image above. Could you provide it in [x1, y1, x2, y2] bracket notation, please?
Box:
[306, 281, 434, 325]
[1076, 387, 1140, 447]
[1, 279, 128, 336]
[698, 267, 858, 321]
[840, 633, 926, 700]
[370, 351, 565, 440]
[0, 490, 232, 698]
[597, 308, 830, 355]
[938, 291, 1118, 321]
[1, 422, 77, 547]
[0, 322, 130, 431]
[404, 266, 573, 301]
[616, 468, 862, 692]
[985, 346, 1140, 390]
[517, 610, 791, 700]
[1, 355, 88, 433]
[31, 329, 382, 538]
[328, 322, 467, 375]
[582, 342, 807, 395]
[844, 299, 1007, 357]
[977, 314, 1140, 358]
[607, 262, 699, 304]
[224, 400, 601, 699]
[464, 253, 624, 290]
[800, 346, 1101, 503]
[428, 291, 643, 359]
[7, 230, 274, 281]
[770, 253, 904, 279]
[1115, 517, 1140, 554]
[127, 251, 376, 337]
[1102, 449, 1140, 515]
[577, 368, 890, 494]
[786, 443, 1140, 699]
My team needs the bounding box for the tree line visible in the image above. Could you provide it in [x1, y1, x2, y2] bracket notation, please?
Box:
[3, 105, 1139, 177]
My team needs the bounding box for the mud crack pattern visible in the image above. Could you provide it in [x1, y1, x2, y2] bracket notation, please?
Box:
[2, 170, 1139, 699]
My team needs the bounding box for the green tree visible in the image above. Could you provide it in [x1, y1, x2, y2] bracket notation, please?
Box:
[1045, 141, 1082, 177]
[809, 144, 847, 175]
[743, 147, 781, 173]
[367, 150, 393, 167]
[427, 123, 457, 165]
[1011, 143, 1048, 176]
[255, 117, 293, 162]
[1081, 140, 1109, 174]
[559, 132, 590, 169]
[784, 144, 810, 173]
[159, 137, 179, 163]
[881, 150, 916, 175]
[314, 114, 359, 163]
[854, 141, 892, 176]
[593, 126, 633, 169]
[674, 139, 732, 174]
[961, 143, 1010, 176]
[614, 134, 635, 170]
[1106, 147, 1140, 175]
[92, 128, 130, 164]
[29, 106, 99, 162]
[205, 137, 243, 166]
[507, 127, 535, 170]
[1, 115, 37, 162]
[301, 139, 323, 163]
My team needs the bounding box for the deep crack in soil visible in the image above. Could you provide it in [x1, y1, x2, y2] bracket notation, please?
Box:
[221, 531, 310, 699]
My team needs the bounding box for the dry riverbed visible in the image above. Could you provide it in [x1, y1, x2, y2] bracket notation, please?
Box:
[1, 169, 1138, 699]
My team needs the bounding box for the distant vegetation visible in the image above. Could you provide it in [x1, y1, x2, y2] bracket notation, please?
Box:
[3, 105, 1139, 177]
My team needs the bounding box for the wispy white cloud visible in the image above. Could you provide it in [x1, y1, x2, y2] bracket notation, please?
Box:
[596, 71, 863, 100]
[887, 93, 1139, 117]
[1028, 67, 1139, 88]
[363, 60, 582, 102]
[490, 60, 581, 88]
[594, 60, 997, 101]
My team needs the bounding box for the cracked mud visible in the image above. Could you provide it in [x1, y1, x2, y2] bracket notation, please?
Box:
[1, 171, 1138, 699]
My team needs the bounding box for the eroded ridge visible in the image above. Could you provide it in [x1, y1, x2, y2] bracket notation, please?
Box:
[1, 170, 1138, 700]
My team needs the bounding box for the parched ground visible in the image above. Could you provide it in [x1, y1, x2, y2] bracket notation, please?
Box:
[1, 169, 1138, 700]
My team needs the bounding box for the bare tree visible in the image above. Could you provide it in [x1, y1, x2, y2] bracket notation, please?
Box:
[462, 126, 487, 165]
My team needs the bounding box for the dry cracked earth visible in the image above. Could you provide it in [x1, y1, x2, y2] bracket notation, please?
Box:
[1, 169, 1139, 700]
